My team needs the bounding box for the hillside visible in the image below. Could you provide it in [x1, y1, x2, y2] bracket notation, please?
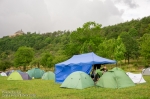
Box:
[0, 16, 150, 71]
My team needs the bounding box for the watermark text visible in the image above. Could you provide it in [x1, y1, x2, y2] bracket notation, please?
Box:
[2, 90, 36, 97]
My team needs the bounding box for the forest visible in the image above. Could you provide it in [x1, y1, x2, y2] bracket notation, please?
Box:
[0, 16, 150, 71]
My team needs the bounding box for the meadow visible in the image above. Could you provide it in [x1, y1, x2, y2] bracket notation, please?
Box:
[0, 74, 150, 99]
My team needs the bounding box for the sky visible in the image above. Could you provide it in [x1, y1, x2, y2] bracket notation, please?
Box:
[0, 0, 150, 38]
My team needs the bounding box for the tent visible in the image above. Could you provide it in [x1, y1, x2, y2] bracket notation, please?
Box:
[96, 67, 135, 89]
[126, 72, 146, 83]
[55, 52, 116, 83]
[42, 71, 55, 80]
[6, 70, 21, 76]
[142, 67, 150, 75]
[19, 72, 32, 80]
[16, 70, 22, 72]
[1, 72, 7, 76]
[111, 67, 124, 71]
[6, 70, 14, 76]
[60, 71, 94, 89]
[7, 71, 31, 80]
[27, 68, 45, 79]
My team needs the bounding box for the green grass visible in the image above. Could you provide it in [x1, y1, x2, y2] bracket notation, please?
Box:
[0, 75, 150, 99]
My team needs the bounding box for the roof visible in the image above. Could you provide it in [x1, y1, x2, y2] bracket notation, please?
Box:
[56, 52, 116, 67]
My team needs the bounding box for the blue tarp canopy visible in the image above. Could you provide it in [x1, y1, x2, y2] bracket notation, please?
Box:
[55, 52, 116, 83]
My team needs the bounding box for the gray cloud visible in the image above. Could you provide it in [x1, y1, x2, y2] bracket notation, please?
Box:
[124, 0, 138, 8]
[114, 0, 138, 8]
[0, 0, 124, 38]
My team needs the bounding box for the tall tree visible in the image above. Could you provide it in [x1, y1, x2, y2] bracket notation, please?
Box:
[30, 58, 40, 68]
[65, 21, 102, 56]
[140, 34, 150, 65]
[129, 28, 138, 38]
[14, 46, 34, 71]
[97, 38, 116, 59]
[120, 32, 139, 64]
[40, 53, 54, 70]
[114, 36, 126, 66]
[80, 40, 96, 53]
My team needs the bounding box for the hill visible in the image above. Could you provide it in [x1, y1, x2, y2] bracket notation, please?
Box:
[0, 16, 150, 71]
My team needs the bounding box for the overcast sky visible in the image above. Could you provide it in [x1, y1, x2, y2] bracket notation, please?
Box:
[0, 0, 150, 38]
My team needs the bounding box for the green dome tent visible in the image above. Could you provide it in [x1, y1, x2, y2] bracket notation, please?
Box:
[27, 68, 45, 79]
[96, 67, 135, 89]
[60, 71, 94, 89]
[42, 71, 55, 80]
[111, 67, 124, 71]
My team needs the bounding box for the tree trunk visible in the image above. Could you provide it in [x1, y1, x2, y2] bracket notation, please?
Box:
[23, 65, 26, 71]
[128, 56, 130, 64]
[116, 62, 118, 67]
[19, 66, 21, 71]
[37, 62, 40, 68]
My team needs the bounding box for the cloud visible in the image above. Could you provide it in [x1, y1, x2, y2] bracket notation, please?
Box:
[0, 0, 124, 37]
[123, 0, 139, 8]
[45, 0, 123, 29]
[113, 0, 150, 21]
[114, 0, 138, 8]
[0, 0, 52, 37]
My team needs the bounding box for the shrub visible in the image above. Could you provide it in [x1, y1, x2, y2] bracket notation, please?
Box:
[144, 63, 149, 68]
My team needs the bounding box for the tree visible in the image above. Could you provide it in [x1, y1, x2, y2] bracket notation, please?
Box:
[14, 46, 34, 71]
[120, 32, 139, 64]
[0, 52, 7, 60]
[40, 53, 54, 70]
[140, 34, 150, 65]
[80, 40, 96, 53]
[129, 28, 138, 38]
[30, 58, 40, 68]
[0, 60, 12, 71]
[65, 21, 102, 56]
[114, 36, 126, 66]
[97, 38, 116, 59]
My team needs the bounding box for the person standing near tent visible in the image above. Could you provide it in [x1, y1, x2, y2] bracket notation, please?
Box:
[101, 65, 108, 73]
[90, 67, 96, 80]
[91, 64, 101, 80]
[93, 64, 103, 83]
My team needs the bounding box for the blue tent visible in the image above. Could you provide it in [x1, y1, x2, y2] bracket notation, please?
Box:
[55, 52, 116, 83]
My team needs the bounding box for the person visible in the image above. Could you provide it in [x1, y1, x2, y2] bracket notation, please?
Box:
[96, 64, 101, 69]
[91, 68, 96, 80]
[91, 64, 101, 80]
[100, 65, 108, 73]
[94, 70, 103, 83]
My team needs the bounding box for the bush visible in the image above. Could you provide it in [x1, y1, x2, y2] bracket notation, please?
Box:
[0, 61, 12, 71]
[144, 63, 149, 68]
[133, 63, 138, 67]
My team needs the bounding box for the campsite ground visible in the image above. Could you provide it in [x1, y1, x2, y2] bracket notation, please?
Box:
[0, 75, 150, 99]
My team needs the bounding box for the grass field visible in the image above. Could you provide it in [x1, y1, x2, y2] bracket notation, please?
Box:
[0, 74, 150, 99]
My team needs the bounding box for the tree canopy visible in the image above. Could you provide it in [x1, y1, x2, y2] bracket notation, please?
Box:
[14, 46, 34, 71]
